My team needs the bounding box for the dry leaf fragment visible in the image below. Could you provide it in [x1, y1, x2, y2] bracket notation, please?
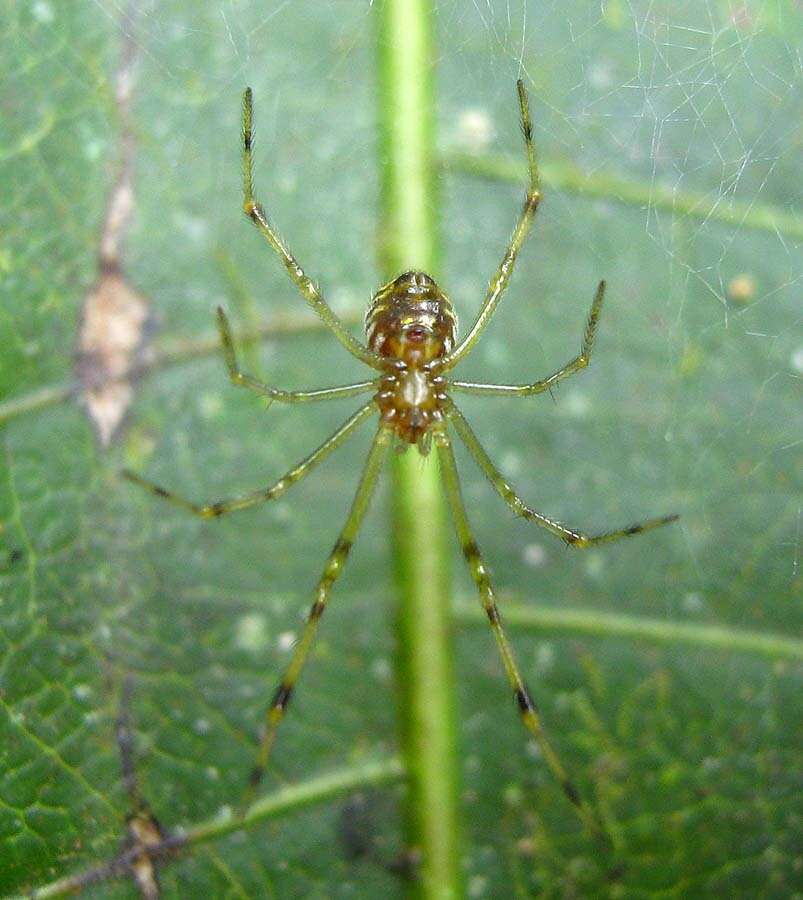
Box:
[76, 264, 152, 445]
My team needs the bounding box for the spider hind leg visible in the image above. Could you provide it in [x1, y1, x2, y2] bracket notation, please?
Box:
[434, 425, 611, 847]
[240, 424, 393, 813]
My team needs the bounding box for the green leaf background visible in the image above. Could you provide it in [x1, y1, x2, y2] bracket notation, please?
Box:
[1, 1, 801, 897]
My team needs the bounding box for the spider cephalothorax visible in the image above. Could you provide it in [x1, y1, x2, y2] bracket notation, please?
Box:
[365, 270, 457, 365]
[366, 270, 457, 447]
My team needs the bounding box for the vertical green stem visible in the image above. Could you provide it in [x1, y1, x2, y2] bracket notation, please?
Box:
[376, 2, 462, 898]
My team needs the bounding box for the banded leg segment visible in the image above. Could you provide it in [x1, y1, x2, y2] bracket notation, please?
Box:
[440, 80, 541, 371]
[434, 426, 609, 843]
[449, 281, 607, 397]
[122, 401, 375, 519]
[448, 403, 678, 546]
[241, 423, 393, 811]
[242, 89, 385, 370]
[216, 306, 377, 404]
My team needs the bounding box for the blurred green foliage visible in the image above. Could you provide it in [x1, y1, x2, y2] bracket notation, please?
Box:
[1, 1, 800, 896]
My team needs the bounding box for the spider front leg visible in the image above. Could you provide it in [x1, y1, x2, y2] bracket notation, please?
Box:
[434, 425, 610, 846]
[441, 79, 541, 371]
[450, 280, 606, 398]
[216, 306, 378, 404]
[122, 402, 374, 519]
[241, 89, 384, 370]
[448, 404, 678, 546]
[240, 424, 392, 813]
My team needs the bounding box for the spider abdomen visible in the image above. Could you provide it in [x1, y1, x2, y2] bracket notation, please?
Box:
[374, 368, 448, 449]
[375, 368, 447, 454]
[367, 271, 455, 447]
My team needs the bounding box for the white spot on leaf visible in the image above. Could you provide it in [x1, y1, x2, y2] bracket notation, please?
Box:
[522, 542, 547, 568]
[32, 1, 55, 24]
[235, 613, 269, 653]
[456, 108, 494, 153]
[278, 630, 296, 652]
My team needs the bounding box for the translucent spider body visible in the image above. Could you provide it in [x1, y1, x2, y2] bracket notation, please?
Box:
[368, 270, 456, 448]
[123, 81, 677, 842]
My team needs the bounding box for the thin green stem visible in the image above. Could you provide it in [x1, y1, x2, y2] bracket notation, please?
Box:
[446, 151, 803, 241]
[0, 383, 73, 425]
[455, 601, 803, 661]
[13, 756, 404, 900]
[0, 309, 363, 428]
[377, 2, 462, 899]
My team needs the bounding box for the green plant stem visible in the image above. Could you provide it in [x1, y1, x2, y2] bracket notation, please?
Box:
[455, 601, 803, 661]
[13, 756, 404, 900]
[376, 2, 462, 898]
[446, 151, 803, 241]
[0, 309, 363, 428]
[0, 383, 73, 425]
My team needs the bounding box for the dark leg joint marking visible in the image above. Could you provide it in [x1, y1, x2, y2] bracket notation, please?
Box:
[248, 206, 261, 223]
[332, 538, 353, 557]
[462, 539, 480, 561]
[271, 682, 293, 711]
[247, 765, 263, 789]
[243, 133, 252, 150]
[486, 604, 501, 626]
[515, 686, 538, 715]
[208, 502, 225, 517]
[309, 599, 325, 621]
[625, 524, 641, 535]
[562, 779, 582, 807]
[153, 486, 169, 498]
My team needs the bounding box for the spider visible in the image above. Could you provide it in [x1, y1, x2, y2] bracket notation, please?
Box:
[123, 80, 678, 841]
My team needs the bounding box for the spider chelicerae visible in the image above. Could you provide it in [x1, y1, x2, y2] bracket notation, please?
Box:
[123, 80, 677, 840]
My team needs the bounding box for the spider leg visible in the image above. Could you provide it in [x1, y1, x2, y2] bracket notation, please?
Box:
[434, 425, 610, 845]
[440, 80, 541, 371]
[450, 281, 606, 397]
[216, 306, 378, 404]
[122, 401, 375, 519]
[242, 89, 385, 371]
[448, 403, 678, 546]
[240, 423, 393, 812]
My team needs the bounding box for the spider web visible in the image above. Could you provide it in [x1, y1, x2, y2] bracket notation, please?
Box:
[1, 1, 800, 897]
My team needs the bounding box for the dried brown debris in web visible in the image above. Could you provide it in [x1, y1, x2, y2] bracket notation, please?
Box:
[76, 3, 152, 446]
